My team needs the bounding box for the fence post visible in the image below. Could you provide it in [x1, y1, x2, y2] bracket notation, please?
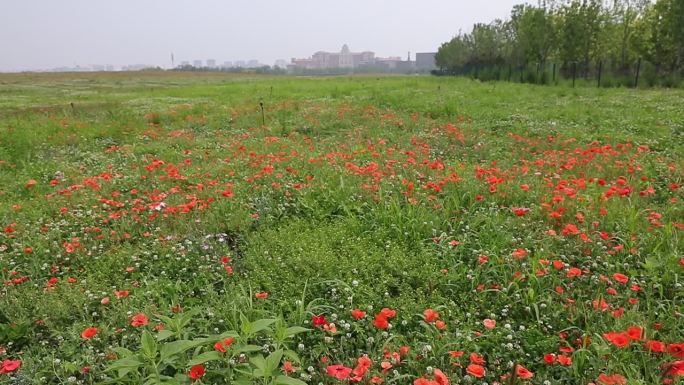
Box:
[552, 63, 556, 83]
[634, 58, 641, 88]
[597, 61, 602, 88]
[572, 62, 577, 88]
[520, 66, 524, 83]
[508, 65, 512, 81]
[260, 101, 265, 126]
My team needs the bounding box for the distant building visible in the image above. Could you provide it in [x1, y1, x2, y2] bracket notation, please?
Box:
[291, 44, 375, 70]
[234, 60, 246, 67]
[416, 52, 437, 71]
[206, 59, 216, 68]
[223, 61, 233, 68]
[180, 61, 190, 66]
[193, 60, 202, 68]
[247, 60, 260, 68]
[274, 59, 287, 68]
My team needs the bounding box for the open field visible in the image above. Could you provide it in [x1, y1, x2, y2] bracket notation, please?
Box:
[0, 72, 682, 384]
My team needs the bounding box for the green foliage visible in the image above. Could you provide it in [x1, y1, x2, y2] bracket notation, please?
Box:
[105, 309, 304, 384]
[435, 0, 684, 87]
[0, 73, 682, 385]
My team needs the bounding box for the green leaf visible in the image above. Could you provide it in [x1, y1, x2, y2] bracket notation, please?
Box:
[218, 330, 239, 339]
[251, 318, 276, 334]
[240, 314, 252, 335]
[106, 356, 143, 373]
[265, 349, 284, 375]
[275, 375, 308, 385]
[112, 347, 134, 357]
[156, 329, 174, 341]
[160, 339, 205, 361]
[250, 354, 267, 372]
[177, 309, 200, 330]
[235, 344, 264, 354]
[283, 350, 301, 364]
[283, 326, 310, 338]
[188, 351, 223, 365]
[141, 331, 158, 359]
[117, 368, 132, 379]
[62, 362, 78, 373]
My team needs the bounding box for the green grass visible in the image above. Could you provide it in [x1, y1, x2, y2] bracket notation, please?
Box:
[0, 72, 682, 384]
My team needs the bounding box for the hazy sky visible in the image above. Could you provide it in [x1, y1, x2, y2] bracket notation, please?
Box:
[1, 0, 529, 71]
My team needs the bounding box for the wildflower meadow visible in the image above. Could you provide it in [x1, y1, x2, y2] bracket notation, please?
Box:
[0, 72, 682, 384]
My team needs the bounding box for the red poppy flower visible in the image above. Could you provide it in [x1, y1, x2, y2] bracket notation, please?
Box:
[373, 314, 389, 330]
[543, 353, 556, 364]
[603, 332, 630, 348]
[423, 309, 439, 323]
[512, 249, 528, 259]
[114, 290, 130, 299]
[282, 360, 296, 374]
[0, 359, 21, 374]
[483, 319, 496, 329]
[466, 364, 485, 377]
[597, 373, 626, 385]
[255, 291, 268, 299]
[515, 364, 534, 379]
[81, 327, 98, 339]
[557, 355, 572, 366]
[668, 343, 684, 358]
[433, 368, 449, 385]
[214, 341, 227, 353]
[613, 273, 629, 284]
[645, 340, 666, 353]
[626, 326, 642, 341]
[130, 313, 149, 327]
[414, 378, 436, 385]
[326, 365, 352, 380]
[665, 361, 684, 376]
[351, 309, 366, 320]
[188, 364, 205, 381]
[469, 352, 485, 365]
[512, 207, 529, 216]
[312, 314, 327, 327]
[356, 356, 372, 369]
[379, 308, 396, 318]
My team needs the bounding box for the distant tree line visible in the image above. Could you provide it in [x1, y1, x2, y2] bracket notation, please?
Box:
[435, 0, 684, 87]
[175, 64, 287, 75]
